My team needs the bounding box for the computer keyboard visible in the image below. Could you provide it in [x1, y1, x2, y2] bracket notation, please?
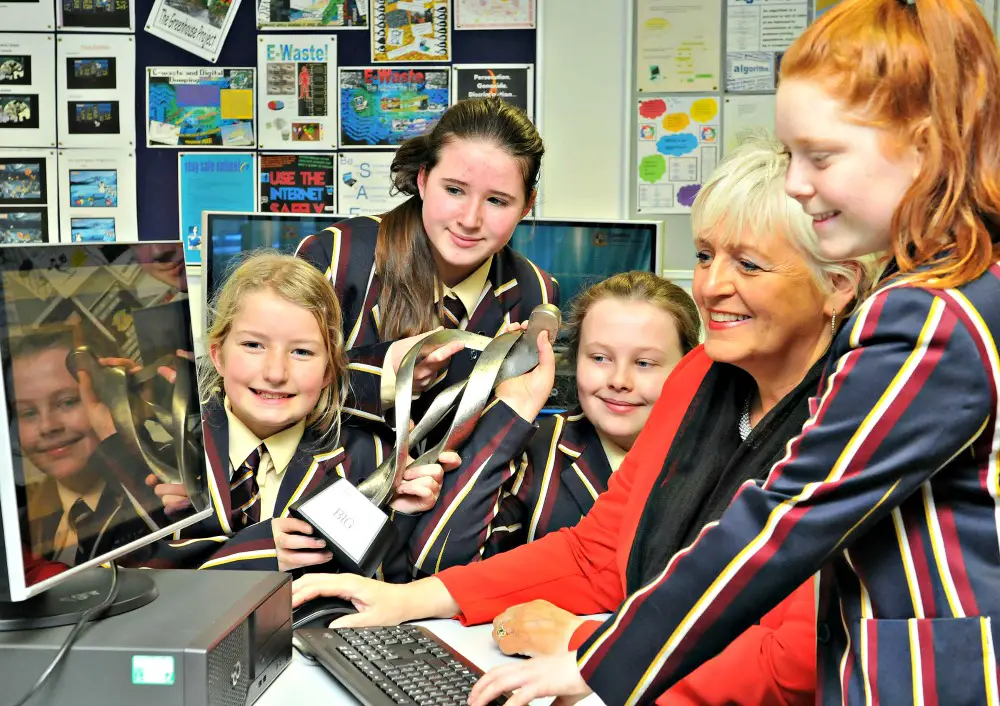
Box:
[294, 624, 507, 706]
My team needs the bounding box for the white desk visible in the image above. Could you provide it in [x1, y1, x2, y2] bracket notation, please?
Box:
[259, 620, 604, 706]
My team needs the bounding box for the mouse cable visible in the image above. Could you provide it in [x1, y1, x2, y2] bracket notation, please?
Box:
[10, 562, 121, 706]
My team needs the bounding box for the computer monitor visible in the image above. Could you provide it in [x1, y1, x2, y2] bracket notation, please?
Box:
[203, 211, 349, 303]
[0, 242, 209, 616]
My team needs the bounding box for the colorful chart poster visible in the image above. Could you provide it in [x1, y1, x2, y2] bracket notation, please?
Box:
[812, 0, 842, 19]
[0, 149, 57, 243]
[636, 96, 720, 214]
[451, 64, 532, 117]
[723, 95, 775, 156]
[57, 35, 135, 149]
[637, 0, 721, 93]
[145, 0, 243, 63]
[58, 148, 138, 243]
[257, 0, 367, 29]
[179, 152, 257, 265]
[337, 151, 407, 215]
[259, 153, 335, 214]
[454, 0, 533, 29]
[58, 0, 133, 31]
[727, 0, 806, 92]
[371, 0, 450, 63]
[339, 66, 449, 148]
[0, 34, 56, 148]
[258, 35, 336, 149]
[146, 67, 256, 148]
[0, 0, 55, 31]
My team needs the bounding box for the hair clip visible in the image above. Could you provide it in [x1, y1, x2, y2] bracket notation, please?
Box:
[899, 0, 916, 6]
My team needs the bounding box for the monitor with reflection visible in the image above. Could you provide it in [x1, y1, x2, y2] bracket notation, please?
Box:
[0, 242, 209, 604]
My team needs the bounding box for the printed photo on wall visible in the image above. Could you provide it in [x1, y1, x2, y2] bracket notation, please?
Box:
[0, 149, 57, 239]
[57, 34, 135, 148]
[146, 67, 256, 148]
[257, 0, 366, 29]
[259, 153, 335, 214]
[0, 207, 48, 243]
[257, 35, 336, 149]
[454, 0, 534, 29]
[451, 64, 533, 118]
[0, 0, 56, 31]
[336, 151, 407, 216]
[339, 66, 449, 148]
[59, 0, 133, 31]
[58, 148, 137, 243]
[0, 34, 56, 148]
[371, 0, 450, 63]
[178, 152, 257, 265]
[145, 0, 243, 63]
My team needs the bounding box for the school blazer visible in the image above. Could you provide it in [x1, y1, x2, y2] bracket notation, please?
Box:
[409, 407, 613, 574]
[437, 347, 817, 706]
[294, 215, 560, 424]
[561, 266, 1000, 706]
[26, 434, 171, 565]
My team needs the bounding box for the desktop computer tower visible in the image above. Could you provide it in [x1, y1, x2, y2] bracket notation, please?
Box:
[0, 569, 292, 706]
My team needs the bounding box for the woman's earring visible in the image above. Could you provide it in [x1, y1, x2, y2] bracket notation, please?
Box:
[831, 311, 837, 336]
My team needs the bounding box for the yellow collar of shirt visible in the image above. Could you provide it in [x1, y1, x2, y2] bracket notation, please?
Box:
[56, 479, 106, 516]
[437, 255, 493, 317]
[223, 397, 305, 478]
[595, 429, 627, 473]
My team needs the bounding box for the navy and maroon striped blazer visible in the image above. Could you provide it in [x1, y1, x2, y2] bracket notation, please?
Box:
[293, 214, 559, 425]
[576, 263, 1000, 706]
[409, 406, 611, 574]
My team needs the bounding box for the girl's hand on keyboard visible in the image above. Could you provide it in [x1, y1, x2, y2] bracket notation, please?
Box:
[292, 574, 459, 627]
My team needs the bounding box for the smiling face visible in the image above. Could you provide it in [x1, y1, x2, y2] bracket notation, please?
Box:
[417, 138, 533, 286]
[776, 78, 921, 260]
[210, 288, 331, 439]
[13, 347, 100, 484]
[575, 298, 685, 451]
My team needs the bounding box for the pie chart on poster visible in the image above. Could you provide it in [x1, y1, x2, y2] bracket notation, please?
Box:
[268, 101, 285, 110]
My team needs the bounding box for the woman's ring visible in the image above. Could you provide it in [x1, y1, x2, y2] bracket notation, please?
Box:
[495, 621, 510, 639]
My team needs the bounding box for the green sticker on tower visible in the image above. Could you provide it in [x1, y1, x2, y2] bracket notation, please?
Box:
[132, 655, 175, 685]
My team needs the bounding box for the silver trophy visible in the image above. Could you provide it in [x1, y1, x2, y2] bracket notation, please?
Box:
[291, 304, 562, 576]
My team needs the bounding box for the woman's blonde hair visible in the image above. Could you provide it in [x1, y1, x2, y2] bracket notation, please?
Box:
[201, 251, 348, 447]
[692, 132, 880, 316]
[564, 271, 701, 365]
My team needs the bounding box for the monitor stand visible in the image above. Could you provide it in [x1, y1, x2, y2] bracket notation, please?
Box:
[0, 567, 157, 631]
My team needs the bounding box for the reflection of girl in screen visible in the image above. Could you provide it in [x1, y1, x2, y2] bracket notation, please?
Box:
[13, 332, 168, 571]
[295, 97, 558, 431]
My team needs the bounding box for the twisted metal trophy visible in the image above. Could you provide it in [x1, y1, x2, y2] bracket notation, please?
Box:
[290, 304, 561, 576]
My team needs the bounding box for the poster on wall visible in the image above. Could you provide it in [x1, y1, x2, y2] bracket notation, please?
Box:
[451, 64, 533, 117]
[258, 35, 336, 149]
[257, 0, 367, 29]
[259, 153, 335, 214]
[0, 34, 56, 148]
[0, 0, 55, 31]
[58, 0, 134, 31]
[336, 151, 407, 216]
[178, 152, 256, 265]
[636, 96, 720, 214]
[636, 0, 721, 93]
[0, 149, 57, 243]
[339, 66, 449, 148]
[144, 0, 243, 63]
[723, 95, 775, 156]
[454, 0, 534, 29]
[726, 0, 806, 92]
[57, 35, 136, 149]
[371, 0, 450, 63]
[146, 67, 256, 148]
[58, 149, 138, 243]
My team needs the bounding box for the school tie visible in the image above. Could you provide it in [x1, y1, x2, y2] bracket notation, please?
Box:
[230, 444, 263, 528]
[441, 294, 465, 330]
[68, 497, 101, 566]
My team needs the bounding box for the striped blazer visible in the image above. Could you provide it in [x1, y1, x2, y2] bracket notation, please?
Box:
[410, 407, 612, 574]
[574, 264, 1000, 706]
[294, 215, 559, 425]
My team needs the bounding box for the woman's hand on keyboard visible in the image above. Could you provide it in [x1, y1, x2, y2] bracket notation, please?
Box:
[291, 574, 460, 628]
[469, 651, 591, 706]
[490, 600, 586, 657]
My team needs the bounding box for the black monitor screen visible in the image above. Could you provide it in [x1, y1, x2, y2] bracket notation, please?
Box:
[205, 212, 348, 299]
[0, 243, 208, 599]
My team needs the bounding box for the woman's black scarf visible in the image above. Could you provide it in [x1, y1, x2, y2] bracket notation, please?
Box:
[625, 353, 829, 593]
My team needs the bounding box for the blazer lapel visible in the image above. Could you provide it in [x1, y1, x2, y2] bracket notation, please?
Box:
[556, 415, 612, 516]
[272, 431, 348, 519]
[467, 252, 521, 335]
[202, 396, 236, 534]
